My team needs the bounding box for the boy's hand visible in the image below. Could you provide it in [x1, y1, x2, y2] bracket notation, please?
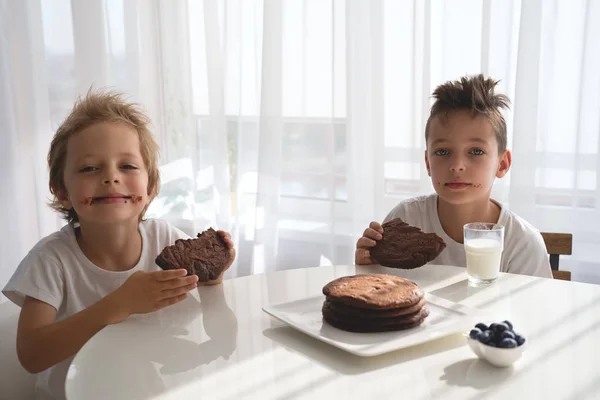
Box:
[105, 269, 198, 324]
[355, 221, 384, 265]
[198, 230, 236, 286]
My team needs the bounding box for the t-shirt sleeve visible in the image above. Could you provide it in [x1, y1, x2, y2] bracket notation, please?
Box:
[1, 250, 64, 310]
[506, 230, 553, 278]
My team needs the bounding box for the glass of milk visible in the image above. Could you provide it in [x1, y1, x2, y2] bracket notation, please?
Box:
[463, 223, 505, 285]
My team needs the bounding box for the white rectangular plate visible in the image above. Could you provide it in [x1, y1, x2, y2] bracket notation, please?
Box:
[262, 293, 481, 357]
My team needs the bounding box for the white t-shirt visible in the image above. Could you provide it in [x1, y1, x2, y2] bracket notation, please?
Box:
[2, 218, 189, 400]
[384, 194, 553, 278]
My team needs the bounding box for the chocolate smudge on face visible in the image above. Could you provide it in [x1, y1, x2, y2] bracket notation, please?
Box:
[131, 195, 143, 204]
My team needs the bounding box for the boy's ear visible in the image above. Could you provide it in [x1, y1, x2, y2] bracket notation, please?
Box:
[424, 150, 431, 176]
[496, 150, 512, 178]
[147, 186, 156, 200]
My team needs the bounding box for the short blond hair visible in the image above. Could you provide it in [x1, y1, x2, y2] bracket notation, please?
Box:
[425, 74, 511, 153]
[48, 89, 161, 223]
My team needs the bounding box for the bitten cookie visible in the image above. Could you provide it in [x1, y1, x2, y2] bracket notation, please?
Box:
[370, 218, 446, 269]
[155, 228, 229, 282]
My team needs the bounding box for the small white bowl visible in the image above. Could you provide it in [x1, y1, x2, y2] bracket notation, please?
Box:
[465, 335, 526, 367]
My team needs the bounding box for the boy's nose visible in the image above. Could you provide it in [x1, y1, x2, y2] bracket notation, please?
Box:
[449, 158, 466, 172]
[103, 167, 121, 184]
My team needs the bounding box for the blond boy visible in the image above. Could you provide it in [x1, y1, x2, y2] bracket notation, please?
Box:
[2, 91, 236, 400]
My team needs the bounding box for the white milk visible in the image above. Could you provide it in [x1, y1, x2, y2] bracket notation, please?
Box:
[464, 238, 503, 281]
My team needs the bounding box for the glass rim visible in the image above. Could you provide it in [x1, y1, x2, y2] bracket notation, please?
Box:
[463, 222, 505, 232]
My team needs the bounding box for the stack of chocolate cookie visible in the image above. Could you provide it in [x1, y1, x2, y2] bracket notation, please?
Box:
[322, 274, 428, 333]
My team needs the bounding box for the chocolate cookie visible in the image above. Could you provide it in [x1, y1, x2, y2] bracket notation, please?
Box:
[370, 218, 446, 269]
[322, 274, 424, 310]
[155, 228, 229, 282]
[323, 306, 430, 333]
[322, 297, 426, 319]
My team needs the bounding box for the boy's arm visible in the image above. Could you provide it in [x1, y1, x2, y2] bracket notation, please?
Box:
[17, 295, 115, 374]
[17, 269, 198, 374]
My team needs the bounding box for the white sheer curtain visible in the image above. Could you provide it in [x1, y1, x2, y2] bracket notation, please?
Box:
[2, 0, 600, 298]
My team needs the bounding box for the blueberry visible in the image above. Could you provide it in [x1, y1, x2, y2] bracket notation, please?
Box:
[469, 328, 482, 339]
[514, 334, 526, 346]
[501, 330, 516, 340]
[487, 330, 501, 342]
[503, 320, 513, 330]
[490, 322, 509, 333]
[499, 338, 518, 348]
[477, 330, 493, 344]
[475, 323, 488, 331]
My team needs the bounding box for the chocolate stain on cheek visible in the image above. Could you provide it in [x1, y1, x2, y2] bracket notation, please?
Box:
[81, 197, 93, 206]
[131, 195, 143, 204]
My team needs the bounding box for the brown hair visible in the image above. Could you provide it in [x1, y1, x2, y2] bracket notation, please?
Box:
[48, 89, 161, 223]
[425, 74, 511, 153]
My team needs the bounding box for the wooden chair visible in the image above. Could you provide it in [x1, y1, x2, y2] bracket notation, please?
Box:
[540, 232, 573, 281]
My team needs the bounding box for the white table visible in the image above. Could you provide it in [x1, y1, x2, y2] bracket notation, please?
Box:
[65, 265, 600, 400]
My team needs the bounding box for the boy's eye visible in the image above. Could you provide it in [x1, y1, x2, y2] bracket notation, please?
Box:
[79, 166, 98, 173]
[122, 164, 138, 170]
[434, 149, 449, 156]
[470, 148, 485, 155]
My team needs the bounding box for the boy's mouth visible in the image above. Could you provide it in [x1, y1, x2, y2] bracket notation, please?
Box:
[81, 195, 143, 205]
[444, 182, 472, 190]
[94, 195, 132, 203]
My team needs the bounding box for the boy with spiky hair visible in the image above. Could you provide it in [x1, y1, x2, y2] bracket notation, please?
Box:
[356, 75, 552, 278]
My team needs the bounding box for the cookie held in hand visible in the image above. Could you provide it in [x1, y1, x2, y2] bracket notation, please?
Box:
[369, 218, 446, 269]
[155, 228, 229, 282]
